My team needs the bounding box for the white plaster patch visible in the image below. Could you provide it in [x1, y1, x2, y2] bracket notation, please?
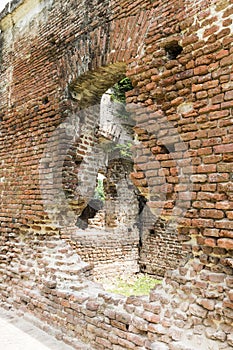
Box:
[1, 0, 54, 35]
[177, 102, 194, 114]
[193, 1, 233, 40]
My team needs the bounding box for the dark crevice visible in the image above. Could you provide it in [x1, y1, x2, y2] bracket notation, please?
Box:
[164, 41, 183, 60]
[42, 96, 49, 105]
[76, 199, 103, 229]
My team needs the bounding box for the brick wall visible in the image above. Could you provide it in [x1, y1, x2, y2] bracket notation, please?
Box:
[67, 229, 139, 279]
[139, 218, 188, 277]
[0, 0, 233, 349]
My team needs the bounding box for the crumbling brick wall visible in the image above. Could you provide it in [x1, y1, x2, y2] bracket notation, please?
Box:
[0, 0, 233, 349]
[68, 229, 139, 279]
[139, 218, 187, 277]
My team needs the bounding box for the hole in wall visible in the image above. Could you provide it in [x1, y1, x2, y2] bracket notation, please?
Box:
[68, 67, 165, 294]
[164, 41, 183, 60]
[42, 96, 49, 104]
[76, 198, 104, 229]
[68, 73, 149, 284]
[73, 75, 138, 234]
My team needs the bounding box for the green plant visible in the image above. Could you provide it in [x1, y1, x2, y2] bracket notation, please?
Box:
[94, 178, 105, 201]
[111, 77, 133, 103]
[114, 142, 132, 158]
[105, 274, 161, 297]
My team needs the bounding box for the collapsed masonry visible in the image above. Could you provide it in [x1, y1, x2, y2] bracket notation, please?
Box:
[0, 0, 233, 349]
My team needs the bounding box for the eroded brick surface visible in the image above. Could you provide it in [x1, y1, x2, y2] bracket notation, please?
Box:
[0, 0, 233, 349]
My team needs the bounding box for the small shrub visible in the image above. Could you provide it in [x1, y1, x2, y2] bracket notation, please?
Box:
[111, 77, 133, 103]
[114, 142, 132, 159]
[94, 178, 105, 201]
[104, 274, 161, 297]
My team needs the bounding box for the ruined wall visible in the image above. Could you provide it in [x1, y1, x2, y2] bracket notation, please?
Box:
[67, 229, 139, 279]
[0, 0, 233, 349]
[139, 219, 187, 277]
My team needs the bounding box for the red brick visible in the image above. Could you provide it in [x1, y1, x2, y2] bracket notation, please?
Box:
[203, 155, 222, 164]
[216, 221, 233, 229]
[222, 154, 233, 163]
[193, 201, 215, 209]
[146, 82, 156, 91]
[221, 100, 233, 109]
[96, 337, 112, 349]
[200, 209, 224, 219]
[214, 144, 233, 154]
[203, 228, 220, 237]
[199, 104, 220, 114]
[211, 93, 224, 104]
[226, 211, 233, 219]
[223, 7, 233, 18]
[208, 128, 226, 137]
[208, 272, 226, 283]
[219, 230, 233, 238]
[160, 160, 176, 167]
[208, 173, 229, 182]
[203, 80, 219, 89]
[197, 164, 216, 173]
[196, 91, 207, 99]
[130, 172, 145, 179]
[194, 65, 208, 75]
[192, 84, 203, 92]
[204, 238, 217, 247]
[197, 147, 212, 155]
[216, 49, 229, 60]
[190, 174, 207, 183]
[201, 183, 216, 192]
[220, 53, 233, 66]
[192, 218, 214, 227]
[209, 110, 229, 121]
[197, 192, 226, 201]
[225, 90, 233, 100]
[202, 136, 220, 148]
[216, 201, 233, 210]
[126, 333, 145, 346]
[223, 300, 233, 310]
[218, 238, 233, 250]
[223, 134, 233, 143]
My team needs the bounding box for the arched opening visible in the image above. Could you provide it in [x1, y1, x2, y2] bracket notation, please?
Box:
[66, 66, 158, 291]
[65, 64, 187, 294]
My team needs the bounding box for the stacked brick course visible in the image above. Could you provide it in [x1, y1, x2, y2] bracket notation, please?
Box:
[0, 0, 233, 349]
[139, 218, 187, 277]
[67, 229, 140, 279]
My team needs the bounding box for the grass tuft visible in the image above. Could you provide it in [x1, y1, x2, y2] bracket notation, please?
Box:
[103, 274, 162, 297]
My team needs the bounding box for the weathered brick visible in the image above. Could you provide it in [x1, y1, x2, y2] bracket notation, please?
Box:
[214, 144, 233, 154]
[1, 2, 233, 350]
[203, 228, 220, 237]
[224, 90, 233, 101]
[190, 174, 207, 183]
[204, 238, 217, 247]
[192, 218, 214, 227]
[198, 298, 215, 311]
[197, 164, 217, 173]
[189, 304, 207, 318]
[218, 238, 233, 250]
[96, 337, 112, 349]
